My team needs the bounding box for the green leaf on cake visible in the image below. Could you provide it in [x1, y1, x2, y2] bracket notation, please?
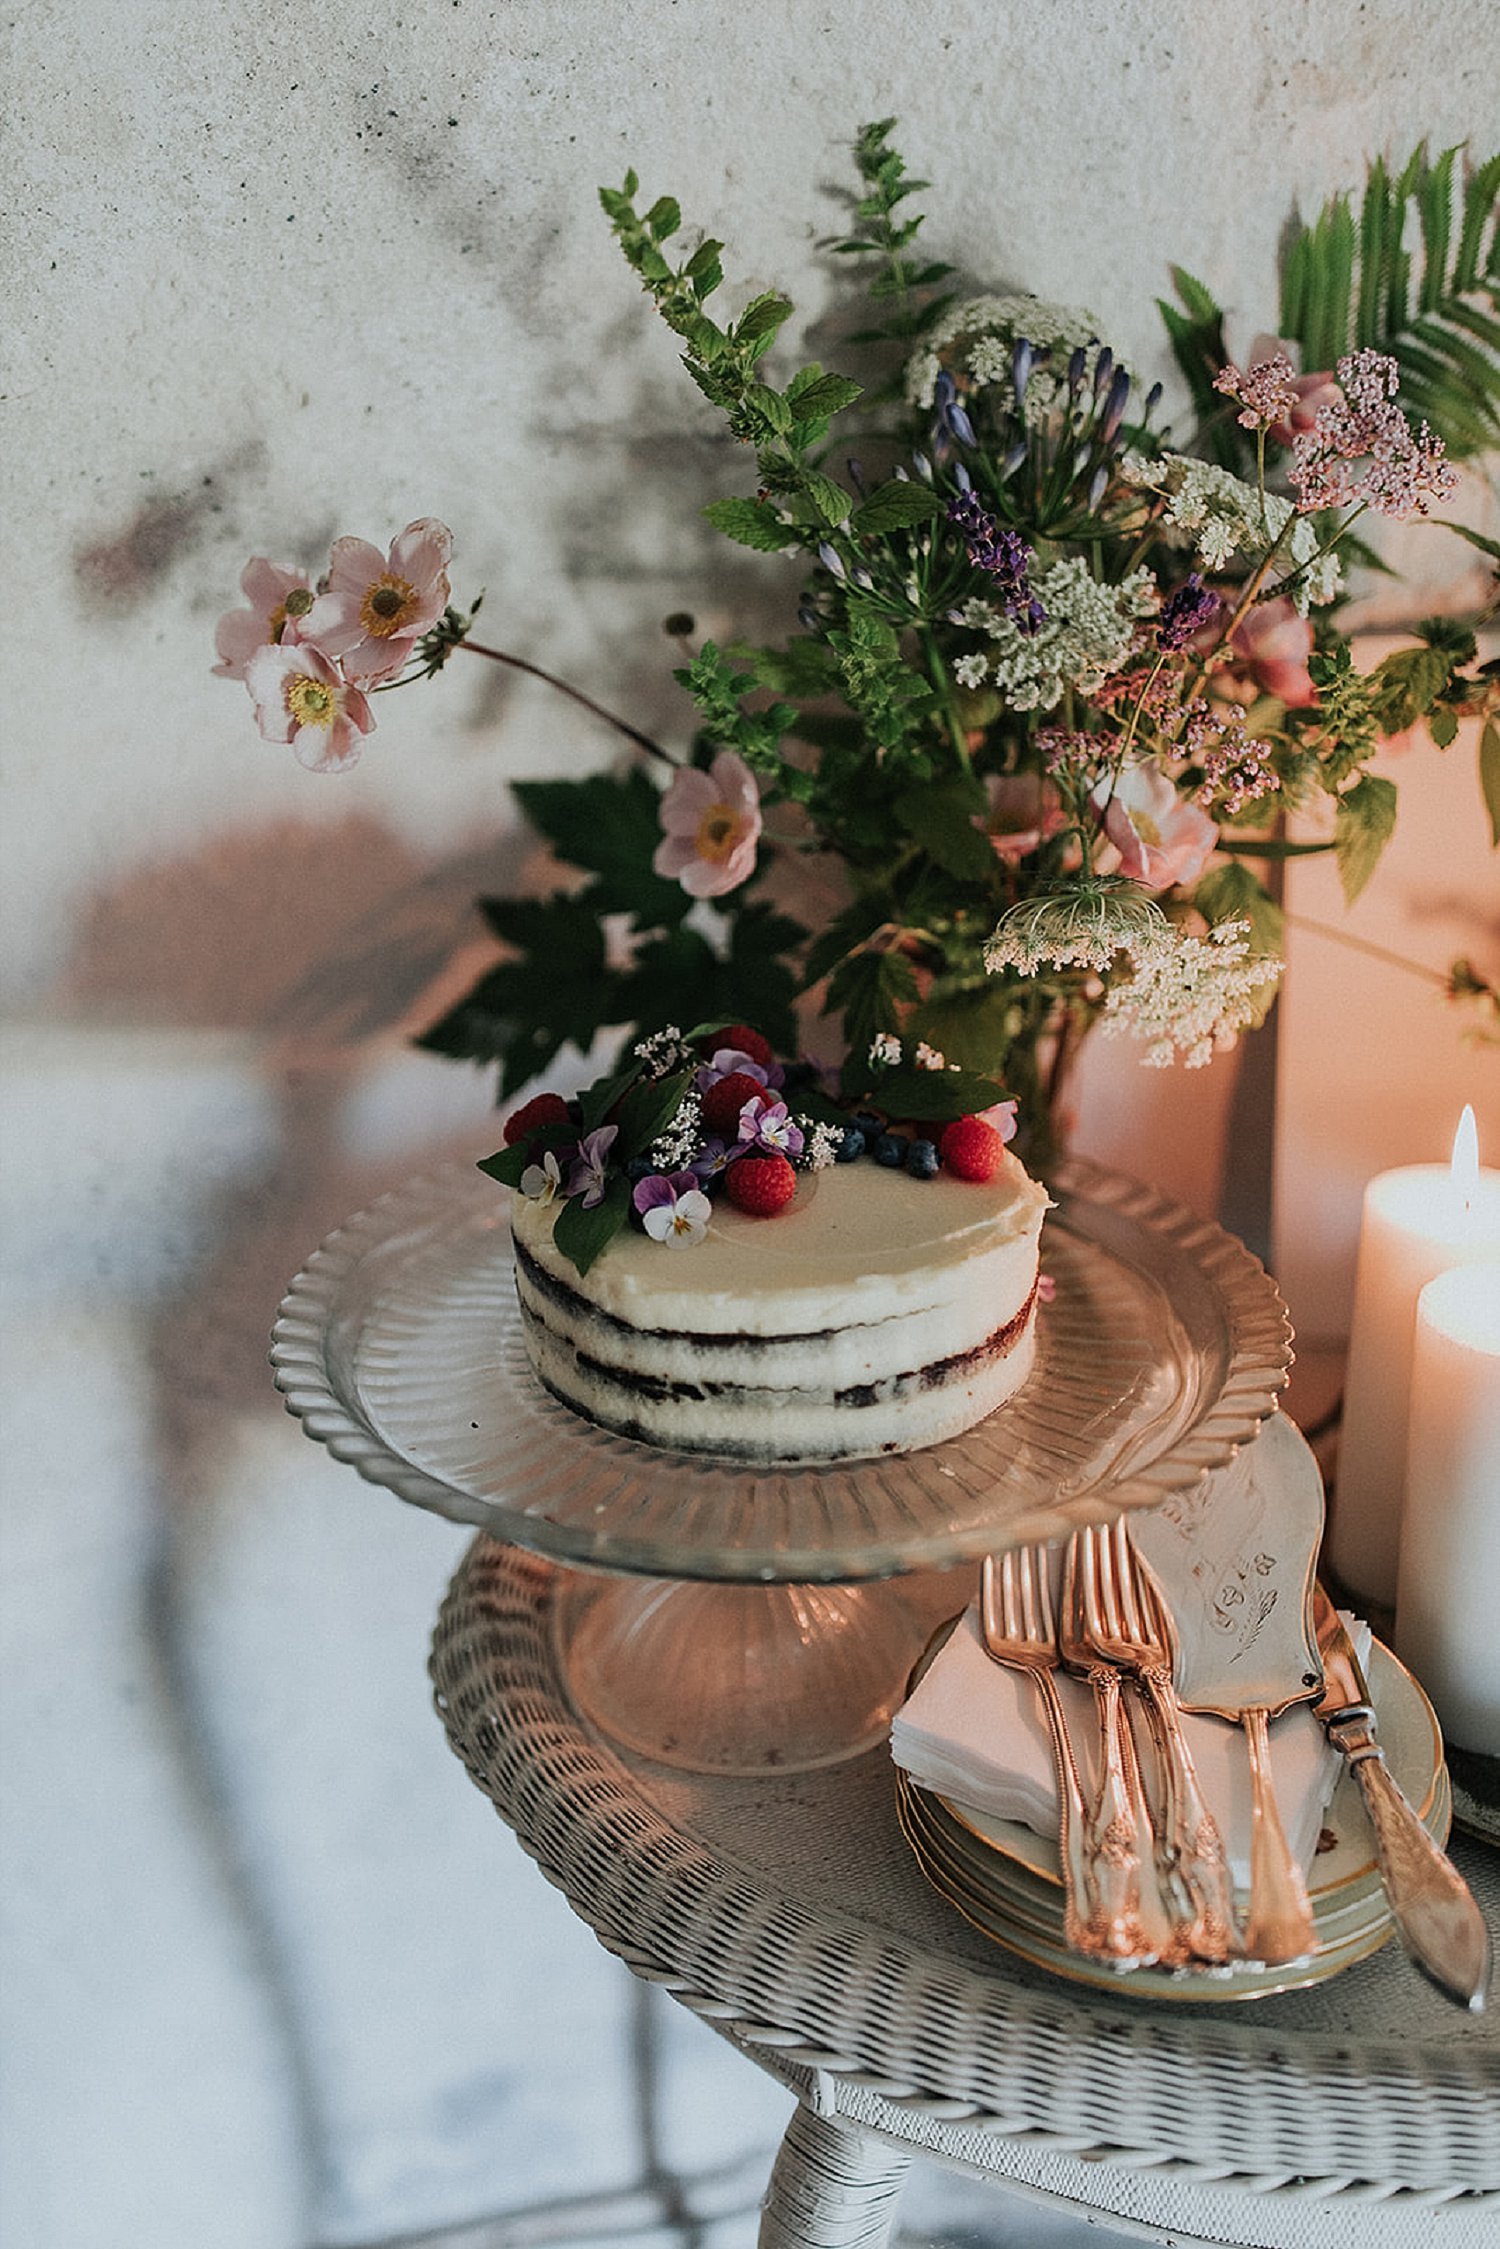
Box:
[611, 1068, 695, 1160]
[854, 1063, 1009, 1123]
[552, 1175, 634, 1277]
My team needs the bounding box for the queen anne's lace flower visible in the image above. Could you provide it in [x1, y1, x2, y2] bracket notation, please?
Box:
[1100, 918, 1282, 1067]
[1121, 455, 1341, 612]
[907, 295, 1128, 426]
[984, 876, 1171, 977]
[959, 560, 1155, 710]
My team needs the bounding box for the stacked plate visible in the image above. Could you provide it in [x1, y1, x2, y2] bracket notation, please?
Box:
[897, 1637, 1449, 2001]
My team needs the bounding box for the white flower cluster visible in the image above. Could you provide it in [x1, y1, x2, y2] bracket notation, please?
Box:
[801, 1120, 845, 1172]
[906, 294, 1127, 426]
[633, 1025, 692, 1079]
[958, 560, 1156, 710]
[868, 1031, 902, 1066]
[1121, 455, 1341, 612]
[984, 879, 1170, 978]
[648, 1088, 704, 1170]
[1100, 918, 1283, 1068]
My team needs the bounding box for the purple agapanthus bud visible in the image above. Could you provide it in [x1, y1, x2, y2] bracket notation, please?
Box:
[817, 541, 846, 580]
[948, 402, 976, 446]
[1087, 463, 1110, 510]
[1067, 345, 1088, 393]
[1093, 346, 1114, 398]
[952, 461, 973, 493]
[846, 457, 866, 496]
[1001, 441, 1028, 479]
[1011, 338, 1035, 407]
[1144, 381, 1163, 415]
[1100, 366, 1132, 442]
[911, 450, 933, 482]
[1157, 571, 1220, 650]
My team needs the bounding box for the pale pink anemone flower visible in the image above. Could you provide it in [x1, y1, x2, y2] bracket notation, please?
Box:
[212, 557, 316, 680]
[302, 518, 453, 684]
[973, 771, 1066, 863]
[1227, 597, 1317, 710]
[1092, 761, 1217, 890]
[244, 641, 376, 773]
[652, 751, 763, 898]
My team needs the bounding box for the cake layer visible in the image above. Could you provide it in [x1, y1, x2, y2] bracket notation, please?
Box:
[510, 1153, 1048, 1465]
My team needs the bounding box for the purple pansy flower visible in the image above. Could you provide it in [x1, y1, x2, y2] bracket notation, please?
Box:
[567, 1125, 618, 1209]
[737, 1096, 805, 1159]
[689, 1135, 741, 1181]
[632, 1170, 713, 1247]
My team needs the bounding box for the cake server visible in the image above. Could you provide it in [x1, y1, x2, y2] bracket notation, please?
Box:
[1131, 1416, 1326, 1964]
[1312, 1585, 1490, 2012]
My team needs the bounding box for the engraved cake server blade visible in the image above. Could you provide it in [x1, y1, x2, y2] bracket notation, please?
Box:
[1313, 1586, 1490, 2012]
[1133, 1418, 1325, 1966]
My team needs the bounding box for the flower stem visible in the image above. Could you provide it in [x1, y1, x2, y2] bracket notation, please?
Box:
[457, 639, 678, 767]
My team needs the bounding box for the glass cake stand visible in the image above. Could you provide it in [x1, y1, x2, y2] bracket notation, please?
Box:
[272, 1155, 1292, 1773]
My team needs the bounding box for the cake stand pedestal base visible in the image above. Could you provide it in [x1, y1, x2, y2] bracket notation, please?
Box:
[555, 1573, 947, 1775]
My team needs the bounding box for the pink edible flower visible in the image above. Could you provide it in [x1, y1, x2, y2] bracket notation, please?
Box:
[652, 752, 762, 899]
[736, 1096, 804, 1159]
[212, 557, 316, 680]
[244, 641, 376, 773]
[694, 1046, 782, 1094]
[566, 1125, 618, 1210]
[1290, 350, 1457, 519]
[973, 772, 1066, 864]
[976, 1098, 1019, 1145]
[1093, 761, 1217, 890]
[302, 518, 453, 683]
[1229, 597, 1317, 710]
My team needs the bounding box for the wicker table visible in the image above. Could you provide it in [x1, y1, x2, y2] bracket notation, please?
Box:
[432, 1538, 1500, 2249]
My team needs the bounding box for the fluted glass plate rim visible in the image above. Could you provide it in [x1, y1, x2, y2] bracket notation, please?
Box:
[270, 1155, 1292, 1582]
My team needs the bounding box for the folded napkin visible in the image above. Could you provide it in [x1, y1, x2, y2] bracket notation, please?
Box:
[890, 1600, 1373, 1886]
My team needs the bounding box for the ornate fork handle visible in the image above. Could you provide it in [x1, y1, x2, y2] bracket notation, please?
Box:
[1241, 1707, 1318, 1966]
[1136, 1660, 1240, 1963]
[1079, 1663, 1174, 1964]
[1029, 1667, 1099, 1958]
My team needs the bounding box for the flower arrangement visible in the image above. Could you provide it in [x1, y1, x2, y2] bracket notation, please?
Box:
[220, 125, 1500, 1166]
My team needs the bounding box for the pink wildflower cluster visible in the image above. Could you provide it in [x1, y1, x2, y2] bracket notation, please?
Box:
[215, 520, 453, 770]
[1181, 706, 1277, 814]
[1290, 351, 1457, 518]
[1213, 352, 1301, 434]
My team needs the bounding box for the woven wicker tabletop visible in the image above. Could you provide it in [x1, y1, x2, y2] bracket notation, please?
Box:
[431, 1537, 1500, 2238]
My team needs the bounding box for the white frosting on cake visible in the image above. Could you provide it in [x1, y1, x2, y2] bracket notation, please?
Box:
[511, 1151, 1049, 1464]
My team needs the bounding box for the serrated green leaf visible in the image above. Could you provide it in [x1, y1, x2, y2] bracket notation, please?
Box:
[800, 892, 894, 989]
[785, 371, 864, 422]
[1335, 773, 1399, 904]
[552, 1175, 633, 1277]
[1193, 862, 1285, 956]
[735, 290, 794, 343]
[644, 195, 680, 241]
[826, 946, 918, 1059]
[848, 480, 943, 536]
[1370, 644, 1451, 733]
[801, 470, 852, 527]
[850, 1062, 1008, 1124]
[1481, 720, 1500, 846]
[511, 771, 691, 926]
[702, 496, 797, 552]
[893, 777, 994, 882]
[1429, 704, 1460, 749]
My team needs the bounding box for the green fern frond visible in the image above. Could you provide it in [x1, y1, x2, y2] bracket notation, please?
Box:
[1280, 144, 1500, 458]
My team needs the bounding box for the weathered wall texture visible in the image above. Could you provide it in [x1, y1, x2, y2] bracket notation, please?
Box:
[2, 6, 1496, 2246]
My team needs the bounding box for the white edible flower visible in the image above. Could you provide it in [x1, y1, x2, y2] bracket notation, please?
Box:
[868, 1031, 902, 1066]
[519, 1149, 564, 1204]
[1122, 455, 1342, 613]
[803, 1121, 844, 1171]
[906, 294, 1130, 427]
[1100, 918, 1283, 1067]
[914, 1041, 946, 1071]
[641, 1186, 713, 1247]
[966, 559, 1154, 712]
[648, 1089, 704, 1172]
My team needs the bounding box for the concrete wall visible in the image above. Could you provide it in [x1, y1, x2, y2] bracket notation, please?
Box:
[3, 7, 1496, 2244]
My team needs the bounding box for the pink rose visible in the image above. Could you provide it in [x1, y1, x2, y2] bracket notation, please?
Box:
[1092, 762, 1217, 891]
[652, 752, 763, 899]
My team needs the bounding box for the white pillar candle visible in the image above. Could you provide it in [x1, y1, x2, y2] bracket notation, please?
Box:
[1393, 1263, 1500, 1753]
[1328, 1110, 1500, 1606]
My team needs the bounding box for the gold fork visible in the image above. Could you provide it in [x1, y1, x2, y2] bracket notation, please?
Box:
[1060, 1525, 1180, 1967]
[1095, 1520, 1241, 1964]
[979, 1546, 1098, 1959]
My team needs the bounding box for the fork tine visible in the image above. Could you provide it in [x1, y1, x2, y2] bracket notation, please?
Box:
[1113, 1517, 1147, 1643]
[1031, 1547, 1055, 1644]
[1080, 1522, 1105, 1638]
[1019, 1545, 1041, 1641]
